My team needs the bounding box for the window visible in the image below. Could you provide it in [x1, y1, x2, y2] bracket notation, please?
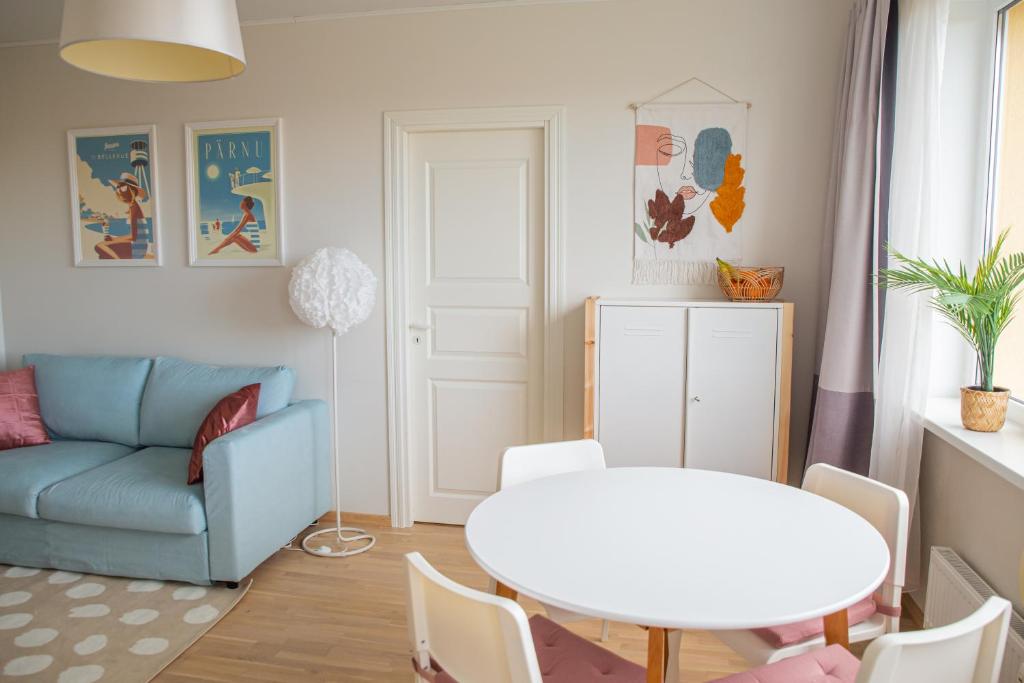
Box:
[989, 0, 1024, 401]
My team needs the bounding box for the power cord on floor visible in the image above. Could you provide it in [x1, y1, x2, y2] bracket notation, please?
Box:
[281, 520, 321, 552]
[281, 518, 375, 557]
[301, 508, 376, 557]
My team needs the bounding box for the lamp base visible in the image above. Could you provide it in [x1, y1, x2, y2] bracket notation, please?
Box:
[301, 526, 376, 558]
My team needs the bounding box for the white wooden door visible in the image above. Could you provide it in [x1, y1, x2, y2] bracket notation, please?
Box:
[684, 307, 779, 479]
[597, 305, 686, 468]
[408, 128, 545, 524]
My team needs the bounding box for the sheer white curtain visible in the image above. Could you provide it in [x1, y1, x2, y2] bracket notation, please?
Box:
[870, 0, 950, 585]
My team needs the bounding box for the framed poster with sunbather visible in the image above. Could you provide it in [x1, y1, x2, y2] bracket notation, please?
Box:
[186, 119, 284, 267]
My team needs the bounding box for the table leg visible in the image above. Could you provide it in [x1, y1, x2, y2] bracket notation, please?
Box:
[495, 581, 518, 601]
[823, 608, 850, 649]
[646, 627, 667, 683]
[664, 630, 682, 683]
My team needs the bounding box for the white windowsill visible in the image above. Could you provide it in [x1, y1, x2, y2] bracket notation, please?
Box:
[922, 398, 1024, 491]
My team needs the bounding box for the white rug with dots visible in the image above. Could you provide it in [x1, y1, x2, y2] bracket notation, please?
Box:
[0, 565, 249, 681]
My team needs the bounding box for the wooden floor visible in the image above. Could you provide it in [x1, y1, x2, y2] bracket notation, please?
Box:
[157, 515, 755, 682]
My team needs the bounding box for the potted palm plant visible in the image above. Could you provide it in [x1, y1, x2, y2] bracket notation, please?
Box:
[880, 230, 1024, 432]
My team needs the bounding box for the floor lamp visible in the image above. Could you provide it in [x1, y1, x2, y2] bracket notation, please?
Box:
[289, 247, 377, 558]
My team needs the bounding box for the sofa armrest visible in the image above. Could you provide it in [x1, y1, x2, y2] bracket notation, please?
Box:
[203, 399, 331, 581]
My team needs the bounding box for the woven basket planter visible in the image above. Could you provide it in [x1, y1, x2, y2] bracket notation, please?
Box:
[960, 386, 1011, 432]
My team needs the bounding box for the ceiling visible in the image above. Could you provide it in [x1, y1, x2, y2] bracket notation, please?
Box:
[0, 0, 577, 45]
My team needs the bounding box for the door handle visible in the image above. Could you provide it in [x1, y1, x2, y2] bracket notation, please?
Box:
[692, 396, 702, 403]
[409, 323, 432, 332]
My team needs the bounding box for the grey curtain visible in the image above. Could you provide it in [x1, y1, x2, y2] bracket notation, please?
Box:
[806, 0, 896, 476]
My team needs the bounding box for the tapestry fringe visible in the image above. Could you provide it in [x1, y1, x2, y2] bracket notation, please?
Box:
[632, 259, 717, 285]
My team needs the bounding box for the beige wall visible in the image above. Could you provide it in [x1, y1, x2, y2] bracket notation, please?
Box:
[0, 0, 853, 514]
[918, 431, 1024, 612]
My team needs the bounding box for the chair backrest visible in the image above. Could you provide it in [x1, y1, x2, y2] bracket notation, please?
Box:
[803, 463, 909, 631]
[404, 552, 543, 683]
[857, 596, 1011, 683]
[499, 439, 606, 490]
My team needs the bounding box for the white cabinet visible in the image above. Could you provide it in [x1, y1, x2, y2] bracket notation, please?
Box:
[684, 307, 780, 479]
[584, 299, 794, 482]
[597, 305, 686, 469]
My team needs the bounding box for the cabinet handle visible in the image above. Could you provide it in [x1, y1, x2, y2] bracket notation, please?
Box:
[693, 396, 701, 402]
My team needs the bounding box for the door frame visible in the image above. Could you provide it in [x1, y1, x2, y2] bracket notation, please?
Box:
[383, 106, 566, 527]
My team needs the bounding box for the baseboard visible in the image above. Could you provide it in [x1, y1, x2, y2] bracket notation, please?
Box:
[903, 593, 924, 629]
[318, 511, 391, 526]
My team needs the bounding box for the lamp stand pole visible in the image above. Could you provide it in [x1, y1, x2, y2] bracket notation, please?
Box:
[301, 332, 376, 558]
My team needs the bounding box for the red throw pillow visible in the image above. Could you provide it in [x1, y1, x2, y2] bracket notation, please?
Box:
[0, 365, 51, 450]
[188, 383, 261, 484]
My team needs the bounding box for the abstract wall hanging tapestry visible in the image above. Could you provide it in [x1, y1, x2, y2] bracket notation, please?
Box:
[67, 125, 161, 266]
[633, 103, 747, 284]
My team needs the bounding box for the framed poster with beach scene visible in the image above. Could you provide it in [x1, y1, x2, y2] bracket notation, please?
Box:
[67, 125, 161, 266]
[186, 118, 284, 266]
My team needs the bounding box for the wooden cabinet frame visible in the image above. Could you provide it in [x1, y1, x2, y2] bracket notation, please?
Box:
[583, 297, 794, 484]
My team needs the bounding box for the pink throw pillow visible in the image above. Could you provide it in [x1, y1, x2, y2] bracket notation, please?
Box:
[0, 365, 51, 450]
[188, 383, 261, 484]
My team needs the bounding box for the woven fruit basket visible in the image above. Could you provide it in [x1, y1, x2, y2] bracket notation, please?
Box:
[715, 260, 784, 302]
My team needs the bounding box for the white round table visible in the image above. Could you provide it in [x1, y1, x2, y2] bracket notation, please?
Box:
[465, 468, 890, 683]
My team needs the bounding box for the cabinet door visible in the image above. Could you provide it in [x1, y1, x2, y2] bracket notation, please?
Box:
[684, 307, 778, 479]
[597, 305, 686, 468]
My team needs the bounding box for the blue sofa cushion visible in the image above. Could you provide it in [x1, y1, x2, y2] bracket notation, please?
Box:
[139, 357, 295, 448]
[0, 441, 136, 518]
[24, 354, 153, 447]
[38, 446, 207, 535]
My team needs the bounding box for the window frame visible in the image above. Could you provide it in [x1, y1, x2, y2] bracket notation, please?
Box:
[983, 0, 1024, 410]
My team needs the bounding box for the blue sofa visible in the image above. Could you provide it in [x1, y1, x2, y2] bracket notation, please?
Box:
[0, 354, 331, 585]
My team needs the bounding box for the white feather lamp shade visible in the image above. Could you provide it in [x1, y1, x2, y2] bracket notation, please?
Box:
[288, 247, 377, 558]
[289, 248, 376, 337]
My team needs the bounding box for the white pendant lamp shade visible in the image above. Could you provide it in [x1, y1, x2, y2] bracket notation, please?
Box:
[59, 0, 246, 83]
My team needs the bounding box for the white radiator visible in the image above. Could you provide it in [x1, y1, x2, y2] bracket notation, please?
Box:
[925, 546, 1024, 683]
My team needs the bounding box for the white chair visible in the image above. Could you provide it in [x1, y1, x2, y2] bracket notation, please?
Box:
[716, 463, 910, 665]
[497, 439, 610, 641]
[708, 596, 1011, 683]
[404, 551, 646, 683]
[499, 438, 606, 490]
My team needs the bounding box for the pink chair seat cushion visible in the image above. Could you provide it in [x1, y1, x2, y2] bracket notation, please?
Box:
[433, 614, 646, 683]
[529, 614, 646, 682]
[752, 597, 878, 648]
[710, 644, 860, 683]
